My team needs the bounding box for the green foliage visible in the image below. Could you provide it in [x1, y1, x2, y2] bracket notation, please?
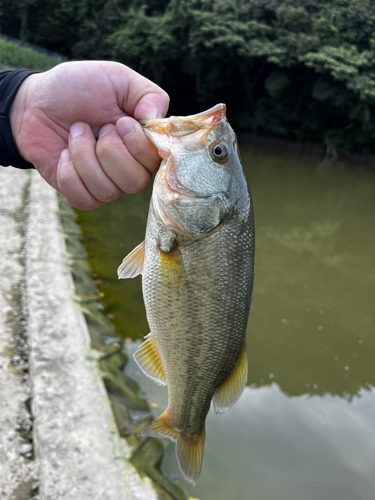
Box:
[0, 0, 95, 56]
[3, 0, 375, 151]
[0, 38, 61, 71]
[301, 46, 375, 102]
[264, 72, 291, 98]
[108, 7, 177, 82]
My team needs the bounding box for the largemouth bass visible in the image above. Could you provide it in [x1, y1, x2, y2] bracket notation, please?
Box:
[118, 104, 254, 484]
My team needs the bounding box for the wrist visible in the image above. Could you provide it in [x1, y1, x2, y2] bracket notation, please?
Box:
[9, 73, 36, 163]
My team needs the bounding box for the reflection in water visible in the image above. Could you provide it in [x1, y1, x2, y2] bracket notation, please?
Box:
[127, 342, 375, 500]
[244, 146, 375, 399]
[77, 140, 375, 499]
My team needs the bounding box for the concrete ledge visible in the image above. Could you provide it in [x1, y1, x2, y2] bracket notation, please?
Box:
[0, 168, 37, 499]
[0, 168, 158, 499]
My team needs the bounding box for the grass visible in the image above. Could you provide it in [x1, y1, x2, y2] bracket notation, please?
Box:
[0, 38, 62, 71]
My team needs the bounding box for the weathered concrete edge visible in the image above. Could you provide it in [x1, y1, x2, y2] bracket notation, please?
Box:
[25, 170, 158, 500]
[57, 197, 189, 500]
[0, 168, 38, 500]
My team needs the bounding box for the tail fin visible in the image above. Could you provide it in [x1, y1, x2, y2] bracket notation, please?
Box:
[176, 429, 205, 485]
[142, 411, 205, 485]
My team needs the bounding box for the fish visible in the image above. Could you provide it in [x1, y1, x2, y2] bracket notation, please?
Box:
[118, 103, 255, 484]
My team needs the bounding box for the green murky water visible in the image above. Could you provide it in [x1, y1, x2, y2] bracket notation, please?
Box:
[77, 139, 375, 500]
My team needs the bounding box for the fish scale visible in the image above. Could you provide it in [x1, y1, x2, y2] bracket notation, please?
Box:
[118, 104, 254, 484]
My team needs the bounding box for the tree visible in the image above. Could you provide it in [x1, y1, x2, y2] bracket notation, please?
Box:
[3, 0, 375, 151]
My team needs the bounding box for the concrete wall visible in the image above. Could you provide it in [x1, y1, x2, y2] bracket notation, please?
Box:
[0, 168, 159, 500]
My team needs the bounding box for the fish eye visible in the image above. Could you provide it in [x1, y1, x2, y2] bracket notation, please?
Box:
[210, 143, 230, 163]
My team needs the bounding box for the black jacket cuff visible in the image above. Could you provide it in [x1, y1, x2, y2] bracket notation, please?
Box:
[0, 69, 36, 170]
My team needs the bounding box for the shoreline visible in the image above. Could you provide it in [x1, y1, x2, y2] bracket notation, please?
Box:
[0, 167, 186, 500]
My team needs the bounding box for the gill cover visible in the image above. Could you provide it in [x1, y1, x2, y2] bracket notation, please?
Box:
[141, 104, 236, 238]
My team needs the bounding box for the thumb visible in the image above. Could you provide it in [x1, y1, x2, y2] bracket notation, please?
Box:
[133, 92, 170, 121]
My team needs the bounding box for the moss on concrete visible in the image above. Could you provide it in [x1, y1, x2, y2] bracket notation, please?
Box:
[57, 194, 187, 500]
[3, 173, 39, 498]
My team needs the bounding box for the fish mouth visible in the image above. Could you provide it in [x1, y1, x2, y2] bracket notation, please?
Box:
[141, 104, 228, 160]
[140, 104, 227, 132]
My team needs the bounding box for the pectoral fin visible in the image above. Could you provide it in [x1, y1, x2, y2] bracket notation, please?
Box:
[133, 333, 167, 386]
[213, 343, 248, 414]
[118, 241, 145, 279]
[160, 246, 187, 289]
[142, 411, 205, 485]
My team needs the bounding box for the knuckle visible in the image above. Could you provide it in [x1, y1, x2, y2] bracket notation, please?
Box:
[95, 138, 112, 160]
[60, 185, 102, 210]
[124, 170, 151, 194]
[96, 135, 122, 165]
[76, 199, 103, 210]
[70, 141, 90, 163]
[96, 185, 122, 203]
[127, 140, 148, 159]
[126, 133, 160, 170]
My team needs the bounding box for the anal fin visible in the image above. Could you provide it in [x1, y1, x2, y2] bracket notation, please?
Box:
[142, 410, 178, 441]
[133, 333, 167, 386]
[213, 343, 248, 414]
[118, 241, 145, 279]
[142, 411, 205, 485]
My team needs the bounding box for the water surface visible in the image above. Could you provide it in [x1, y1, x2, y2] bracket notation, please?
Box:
[77, 140, 375, 500]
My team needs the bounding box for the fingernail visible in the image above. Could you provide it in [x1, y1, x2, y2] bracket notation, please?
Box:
[98, 123, 115, 138]
[59, 149, 70, 164]
[117, 117, 135, 139]
[70, 122, 86, 139]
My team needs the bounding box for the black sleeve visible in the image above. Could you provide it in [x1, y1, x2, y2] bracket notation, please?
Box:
[0, 69, 36, 169]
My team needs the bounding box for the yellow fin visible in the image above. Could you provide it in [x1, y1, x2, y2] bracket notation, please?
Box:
[160, 246, 187, 290]
[142, 411, 205, 485]
[142, 410, 178, 441]
[213, 343, 248, 414]
[176, 429, 205, 485]
[133, 333, 167, 386]
[117, 241, 145, 279]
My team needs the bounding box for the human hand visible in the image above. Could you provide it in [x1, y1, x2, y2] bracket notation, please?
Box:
[9, 61, 169, 209]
